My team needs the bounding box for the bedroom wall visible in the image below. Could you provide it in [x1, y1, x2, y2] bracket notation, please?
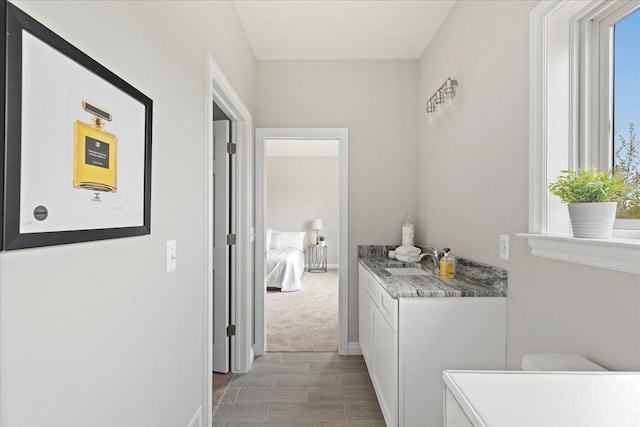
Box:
[267, 156, 340, 265]
[256, 60, 420, 342]
[0, 2, 256, 426]
[417, 0, 640, 370]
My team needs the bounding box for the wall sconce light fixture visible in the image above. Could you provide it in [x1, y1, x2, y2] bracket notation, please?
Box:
[425, 78, 458, 126]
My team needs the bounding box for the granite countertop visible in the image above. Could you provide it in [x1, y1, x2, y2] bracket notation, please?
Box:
[358, 245, 507, 299]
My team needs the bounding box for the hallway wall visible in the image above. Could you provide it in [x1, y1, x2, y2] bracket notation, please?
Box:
[0, 2, 256, 426]
[256, 60, 420, 341]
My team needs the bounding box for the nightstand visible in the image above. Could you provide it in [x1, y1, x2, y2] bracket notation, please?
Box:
[308, 245, 327, 273]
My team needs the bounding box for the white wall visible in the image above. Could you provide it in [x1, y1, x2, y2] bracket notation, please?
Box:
[417, 0, 640, 370]
[0, 2, 256, 426]
[257, 60, 420, 340]
[267, 156, 339, 264]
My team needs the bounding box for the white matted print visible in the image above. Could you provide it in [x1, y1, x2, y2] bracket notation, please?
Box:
[20, 31, 146, 233]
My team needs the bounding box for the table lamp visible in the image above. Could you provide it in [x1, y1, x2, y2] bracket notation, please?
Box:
[312, 218, 323, 245]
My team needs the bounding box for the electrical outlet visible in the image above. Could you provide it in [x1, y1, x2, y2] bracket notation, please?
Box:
[499, 234, 509, 261]
[167, 240, 177, 272]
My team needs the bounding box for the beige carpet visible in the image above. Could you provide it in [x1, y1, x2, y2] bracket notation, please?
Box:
[267, 269, 339, 352]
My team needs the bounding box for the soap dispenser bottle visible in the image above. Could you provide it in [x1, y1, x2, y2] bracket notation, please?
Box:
[439, 248, 455, 279]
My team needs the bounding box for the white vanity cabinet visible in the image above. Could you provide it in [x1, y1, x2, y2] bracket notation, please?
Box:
[358, 262, 506, 427]
[358, 264, 398, 426]
[373, 286, 398, 426]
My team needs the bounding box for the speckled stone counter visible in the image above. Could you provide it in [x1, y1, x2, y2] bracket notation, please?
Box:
[358, 245, 507, 298]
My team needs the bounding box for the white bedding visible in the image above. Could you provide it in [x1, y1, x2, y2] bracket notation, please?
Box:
[266, 247, 305, 292]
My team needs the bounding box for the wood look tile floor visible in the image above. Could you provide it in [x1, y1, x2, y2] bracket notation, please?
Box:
[213, 352, 385, 426]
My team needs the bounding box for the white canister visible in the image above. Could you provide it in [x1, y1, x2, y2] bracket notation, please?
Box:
[402, 214, 414, 246]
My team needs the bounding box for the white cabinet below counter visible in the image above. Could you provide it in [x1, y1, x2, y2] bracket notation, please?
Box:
[358, 263, 506, 427]
[359, 264, 398, 426]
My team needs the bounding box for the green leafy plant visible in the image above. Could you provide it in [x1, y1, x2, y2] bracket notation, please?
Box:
[318, 235, 326, 242]
[548, 166, 632, 203]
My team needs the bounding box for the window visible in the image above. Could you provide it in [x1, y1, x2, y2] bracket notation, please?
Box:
[523, 0, 640, 274]
[613, 9, 640, 222]
[579, 2, 640, 230]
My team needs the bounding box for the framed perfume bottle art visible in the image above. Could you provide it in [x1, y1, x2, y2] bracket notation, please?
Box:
[0, 0, 153, 250]
[73, 101, 118, 193]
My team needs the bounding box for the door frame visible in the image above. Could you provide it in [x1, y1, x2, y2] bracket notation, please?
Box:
[204, 54, 253, 425]
[255, 128, 349, 356]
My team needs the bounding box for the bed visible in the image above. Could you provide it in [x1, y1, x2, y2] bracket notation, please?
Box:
[266, 229, 305, 292]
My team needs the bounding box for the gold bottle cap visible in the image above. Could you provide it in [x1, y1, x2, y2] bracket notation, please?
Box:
[82, 100, 112, 122]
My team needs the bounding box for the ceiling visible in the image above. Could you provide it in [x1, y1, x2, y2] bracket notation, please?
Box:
[232, 1, 456, 60]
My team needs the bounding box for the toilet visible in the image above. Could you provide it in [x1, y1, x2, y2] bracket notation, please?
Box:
[521, 353, 607, 372]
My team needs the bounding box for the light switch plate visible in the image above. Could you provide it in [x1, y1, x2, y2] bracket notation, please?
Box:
[167, 240, 176, 272]
[499, 234, 509, 260]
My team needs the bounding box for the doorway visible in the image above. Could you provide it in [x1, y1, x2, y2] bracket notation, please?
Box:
[265, 139, 340, 351]
[204, 53, 253, 427]
[255, 128, 349, 356]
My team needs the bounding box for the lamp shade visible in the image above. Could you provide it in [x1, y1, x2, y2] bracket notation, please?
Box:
[312, 218, 323, 230]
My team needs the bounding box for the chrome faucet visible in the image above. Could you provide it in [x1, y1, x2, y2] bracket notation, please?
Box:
[418, 247, 445, 274]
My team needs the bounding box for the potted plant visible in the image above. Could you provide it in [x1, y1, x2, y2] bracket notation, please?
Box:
[548, 166, 631, 238]
[318, 236, 326, 247]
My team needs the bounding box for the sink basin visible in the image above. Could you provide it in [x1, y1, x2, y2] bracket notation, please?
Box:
[385, 267, 431, 276]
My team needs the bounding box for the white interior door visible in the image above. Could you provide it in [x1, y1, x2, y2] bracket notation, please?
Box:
[213, 119, 231, 373]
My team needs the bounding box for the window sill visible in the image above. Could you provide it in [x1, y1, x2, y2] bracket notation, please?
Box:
[517, 233, 640, 275]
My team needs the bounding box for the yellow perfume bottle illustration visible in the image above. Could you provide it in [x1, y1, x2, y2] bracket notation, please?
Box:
[73, 100, 117, 192]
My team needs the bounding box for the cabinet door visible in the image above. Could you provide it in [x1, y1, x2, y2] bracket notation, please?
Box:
[359, 285, 373, 366]
[358, 265, 374, 366]
[374, 310, 398, 427]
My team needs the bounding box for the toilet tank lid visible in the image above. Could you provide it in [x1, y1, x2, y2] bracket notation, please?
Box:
[521, 353, 607, 372]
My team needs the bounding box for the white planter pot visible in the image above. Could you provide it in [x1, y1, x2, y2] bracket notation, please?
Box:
[567, 202, 617, 239]
[319, 241, 326, 247]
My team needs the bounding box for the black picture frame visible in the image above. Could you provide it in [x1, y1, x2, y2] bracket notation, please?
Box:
[2, 1, 152, 250]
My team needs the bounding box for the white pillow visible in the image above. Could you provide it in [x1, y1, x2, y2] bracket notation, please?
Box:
[269, 229, 280, 249]
[266, 228, 273, 248]
[271, 231, 305, 251]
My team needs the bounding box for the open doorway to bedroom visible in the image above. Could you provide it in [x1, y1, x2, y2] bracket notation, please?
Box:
[265, 139, 340, 351]
[255, 128, 349, 356]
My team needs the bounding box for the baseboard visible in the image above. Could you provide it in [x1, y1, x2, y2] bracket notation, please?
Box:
[348, 342, 362, 355]
[303, 264, 339, 270]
